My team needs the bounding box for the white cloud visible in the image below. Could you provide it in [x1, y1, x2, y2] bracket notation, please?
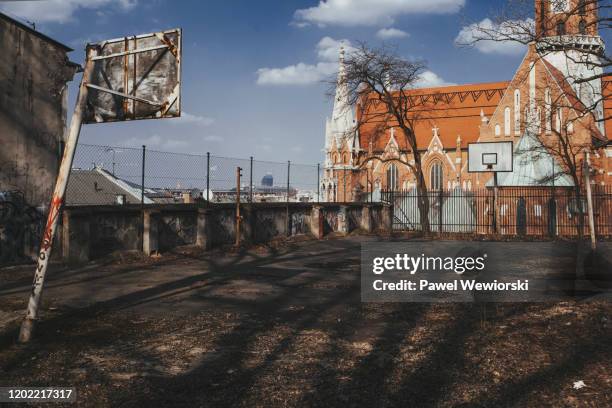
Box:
[294, 0, 465, 27]
[256, 37, 352, 86]
[376, 27, 409, 40]
[0, 0, 137, 24]
[316, 37, 354, 61]
[173, 112, 214, 127]
[256, 62, 337, 86]
[123, 134, 188, 151]
[203, 135, 223, 142]
[455, 18, 532, 56]
[415, 71, 456, 88]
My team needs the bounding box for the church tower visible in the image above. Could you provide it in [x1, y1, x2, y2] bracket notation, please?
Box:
[536, 0, 599, 38]
[322, 46, 358, 201]
[535, 0, 606, 134]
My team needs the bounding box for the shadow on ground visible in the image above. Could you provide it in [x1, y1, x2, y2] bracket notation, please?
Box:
[0, 237, 610, 407]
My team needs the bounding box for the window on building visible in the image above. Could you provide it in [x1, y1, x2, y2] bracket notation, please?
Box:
[556, 21, 566, 36]
[578, 0, 586, 15]
[579, 19, 587, 35]
[540, 0, 546, 35]
[429, 161, 443, 191]
[504, 107, 511, 136]
[551, 0, 569, 13]
[514, 90, 521, 135]
[545, 88, 552, 133]
[495, 124, 501, 137]
[555, 107, 563, 133]
[386, 164, 399, 190]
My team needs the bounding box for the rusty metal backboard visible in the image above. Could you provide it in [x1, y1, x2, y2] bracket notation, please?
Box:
[84, 28, 181, 124]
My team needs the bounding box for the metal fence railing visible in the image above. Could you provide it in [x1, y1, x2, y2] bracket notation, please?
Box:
[67, 143, 322, 206]
[381, 186, 612, 237]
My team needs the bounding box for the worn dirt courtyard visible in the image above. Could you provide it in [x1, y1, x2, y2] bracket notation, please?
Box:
[0, 237, 610, 407]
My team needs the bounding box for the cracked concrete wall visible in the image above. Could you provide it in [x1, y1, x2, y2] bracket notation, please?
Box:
[60, 203, 389, 262]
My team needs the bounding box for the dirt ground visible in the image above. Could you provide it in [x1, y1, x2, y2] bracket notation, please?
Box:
[0, 237, 610, 407]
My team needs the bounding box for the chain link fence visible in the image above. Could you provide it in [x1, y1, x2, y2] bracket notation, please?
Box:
[67, 143, 322, 206]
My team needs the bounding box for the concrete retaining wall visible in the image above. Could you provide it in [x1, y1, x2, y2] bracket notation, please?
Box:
[61, 202, 392, 262]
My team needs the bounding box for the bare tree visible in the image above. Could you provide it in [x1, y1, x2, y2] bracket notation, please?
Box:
[458, 0, 609, 121]
[458, 0, 608, 248]
[328, 43, 439, 234]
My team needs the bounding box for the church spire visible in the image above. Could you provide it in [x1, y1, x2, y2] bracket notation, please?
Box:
[338, 45, 346, 83]
[325, 44, 356, 154]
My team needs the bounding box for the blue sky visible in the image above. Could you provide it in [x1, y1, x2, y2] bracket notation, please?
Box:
[0, 0, 557, 164]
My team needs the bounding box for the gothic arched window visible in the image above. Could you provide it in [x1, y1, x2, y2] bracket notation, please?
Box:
[545, 88, 552, 133]
[552, 0, 569, 13]
[556, 21, 566, 36]
[429, 161, 443, 191]
[540, 0, 546, 35]
[514, 90, 521, 135]
[579, 19, 587, 35]
[504, 107, 511, 136]
[386, 164, 399, 190]
[578, 0, 586, 15]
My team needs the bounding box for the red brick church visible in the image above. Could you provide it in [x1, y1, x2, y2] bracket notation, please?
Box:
[321, 0, 611, 203]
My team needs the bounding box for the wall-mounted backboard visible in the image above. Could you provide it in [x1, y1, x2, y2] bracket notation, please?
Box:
[468, 141, 513, 173]
[83, 28, 181, 124]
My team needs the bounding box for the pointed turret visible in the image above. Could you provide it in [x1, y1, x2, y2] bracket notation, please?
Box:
[325, 44, 357, 163]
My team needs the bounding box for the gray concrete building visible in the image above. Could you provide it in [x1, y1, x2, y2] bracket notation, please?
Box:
[0, 12, 79, 262]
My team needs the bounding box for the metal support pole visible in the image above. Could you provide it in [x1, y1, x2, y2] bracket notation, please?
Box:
[249, 156, 253, 203]
[317, 163, 320, 204]
[286, 161, 291, 235]
[206, 152, 210, 204]
[285, 161, 291, 236]
[493, 172, 499, 234]
[439, 188, 443, 234]
[235, 167, 242, 247]
[141, 145, 146, 205]
[18, 46, 97, 343]
[584, 153, 597, 250]
[140, 145, 146, 253]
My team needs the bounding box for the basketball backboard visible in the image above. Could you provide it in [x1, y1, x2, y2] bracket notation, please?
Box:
[468, 141, 513, 173]
[83, 28, 181, 124]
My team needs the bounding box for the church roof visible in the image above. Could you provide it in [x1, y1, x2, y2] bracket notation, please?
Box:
[358, 80, 510, 151]
[490, 132, 574, 187]
[541, 58, 607, 144]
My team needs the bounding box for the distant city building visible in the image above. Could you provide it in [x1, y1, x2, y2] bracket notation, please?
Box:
[66, 167, 154, 206]
[261, 174, 274, 187]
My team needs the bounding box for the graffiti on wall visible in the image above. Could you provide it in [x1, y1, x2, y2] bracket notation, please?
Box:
[0, 190, 44, 263]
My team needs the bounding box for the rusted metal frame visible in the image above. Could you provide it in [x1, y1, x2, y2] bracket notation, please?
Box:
[85, 84, 162, 106]
[18, 47, 98, 343]
[132, 36, 138, 120]
[123, 37, 129, 115]
[154, 32, 178, 57]
[90, 44, 170, 61]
